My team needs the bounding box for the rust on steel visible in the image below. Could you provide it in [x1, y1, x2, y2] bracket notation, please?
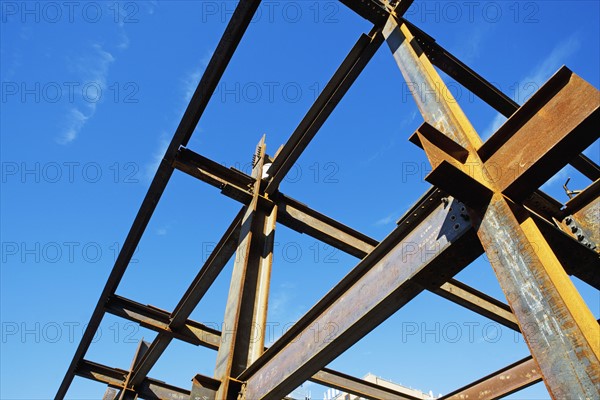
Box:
[57, 1, 600, 399]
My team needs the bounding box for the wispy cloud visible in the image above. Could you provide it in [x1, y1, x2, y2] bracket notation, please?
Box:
[363, 110, 418, 165]
[145, 132, 170, 181]
[57, 108, 90, 145]
[482, 33, 581, 139]
[181, 51, 213, 104]
[117, 31, 130, 50]
[57, 44, 115, 144]
[144, 0, 158, 15]
[144, 51, 214, 179]
[452, 24, 491, 65]
[374, 210, 399, 227]
[520, 33, 581, 90]
[481, 112, 506, 140]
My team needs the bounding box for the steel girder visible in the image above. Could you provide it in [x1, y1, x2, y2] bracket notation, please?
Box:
[57, 1, 599, 399]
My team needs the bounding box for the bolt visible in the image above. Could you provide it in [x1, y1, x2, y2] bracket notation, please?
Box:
[571, 226, 579, 233]
[577, 234, 585, 241]
[565, 217, 572, 225]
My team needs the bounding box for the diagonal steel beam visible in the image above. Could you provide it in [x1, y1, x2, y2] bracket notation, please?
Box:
[56, 1, 262, 398]
[338, 0, 390, 24]
[170, 207, 246, 327]
[439, 356, 541, 400]
[403, 18, 599, 181]
[264, 27, 384, 194]
[311, 368, 424, 400]
[105, 295, 222, 349]
[164, 0, 262, 157]
[75, 359, 199, 400]
[175, 145, 600, 290]
[102, 295, 437, 400]
[387, 17, 600, 397]
[55, 161, 174, 400]
[240, 197, 483, 399]
[431, 279, 519, 331]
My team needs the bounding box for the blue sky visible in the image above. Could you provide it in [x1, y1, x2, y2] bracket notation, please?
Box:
[1, 1, 599, 399]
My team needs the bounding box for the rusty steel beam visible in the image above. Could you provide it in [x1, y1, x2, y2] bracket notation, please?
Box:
[275, 192, 379, 258]
[402, 18, 519, 119]
[105, 295, 221, 350]
[56, 1, 262, 398]
[569, 153, 600, 181]
[191, 374, 221, 400]
[477, 67, 599, 202]
[338, 0, 414, 25]
[431, 279, 519, 332]
[387, 17, 600, 397]
[240, 197, 482, 399]
[264, 27, 383, 195]
[403, 17, 599, 182]
[569, 192, 599, 252]
[214, 137, 278, 399]
[310, 368, 424, 400]
[440, 356, 541, 400]
[75, 360, 195, 400]
[102, 295, 434, 400]
[563, 178, 600, 217]
[176, 145, 600, 293]
[338, 0, 390, 24]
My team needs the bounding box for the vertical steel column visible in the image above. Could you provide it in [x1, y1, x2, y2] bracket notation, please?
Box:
[383, 17, 600, 398]
[119, 340, 150, 400]
[214, 136, 278, 399]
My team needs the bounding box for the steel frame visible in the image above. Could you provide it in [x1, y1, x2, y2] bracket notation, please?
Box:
[57, 1, 599, 399]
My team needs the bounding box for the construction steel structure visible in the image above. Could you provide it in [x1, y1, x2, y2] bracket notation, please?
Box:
[57, 0, 600, 399]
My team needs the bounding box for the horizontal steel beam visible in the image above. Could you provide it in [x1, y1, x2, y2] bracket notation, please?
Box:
[240, 198, 482, 398]
[439, 356, 541, 400]
[75, 360, 195, 400]
[105, 295, 221, 350]
[311, 368, 424, 400]
[175, 145, 600, 293]
[431, 279, 518, 331]
[569, 153, 600, 181]
[103, 295, 417, 400]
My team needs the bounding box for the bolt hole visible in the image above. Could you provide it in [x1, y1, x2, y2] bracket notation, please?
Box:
[453, 223, 460, 230]
[450, 215, 456, 221]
